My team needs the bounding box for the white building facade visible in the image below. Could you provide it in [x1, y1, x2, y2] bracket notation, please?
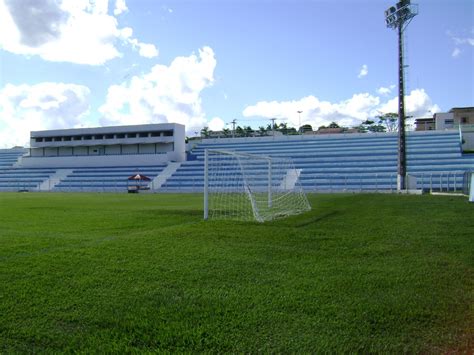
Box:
[21, 123, 185, 168]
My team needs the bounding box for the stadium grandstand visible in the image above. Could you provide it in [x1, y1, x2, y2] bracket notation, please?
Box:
[0, 123, 473, 193]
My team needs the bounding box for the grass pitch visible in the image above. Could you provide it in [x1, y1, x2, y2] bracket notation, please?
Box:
[0, 192, 472, 352]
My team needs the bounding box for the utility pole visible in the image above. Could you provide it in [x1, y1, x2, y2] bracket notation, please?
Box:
[230, 119, 237, 138]
[270, 118, 277, 137]
[385, 0, 418, 191]
[297, 110, 303, 133]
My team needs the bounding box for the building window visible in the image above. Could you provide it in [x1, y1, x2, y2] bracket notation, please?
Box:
[461, 117, 468, 124]
[73, 136, 81, 141]
[139, 132, 148, 137]
[116, 133, 125, 138]
[445, 119, 454, 124]
[35, 138, 43, 142]
[84, 135, 92, 140]
[105, 134, 114, 139]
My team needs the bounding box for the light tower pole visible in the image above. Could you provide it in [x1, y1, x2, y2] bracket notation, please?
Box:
[385, 0, 418, 191]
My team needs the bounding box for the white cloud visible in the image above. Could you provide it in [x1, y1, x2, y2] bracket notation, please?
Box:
[447, 28, 474, 58]
[0, 82, 91, 148]
[243, 88, 439, 129]
[452, 47, 462, 58]
[137, 43, 158, 58]
[208, 117, 225, 131]
[358, 64, 368, 79]
[114, 0, 128, 16]
[0, 0, 157, 65]
[119, 27, 159, 59]
[378, 89, 440, 118]
[99, 46, 217, 135]
[377, 84, 396, 96]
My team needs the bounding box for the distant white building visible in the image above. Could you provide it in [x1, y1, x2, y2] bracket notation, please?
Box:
[21, 123, 185, 168]
[434, 107, 474, 130]
[434, 112, 455, 130]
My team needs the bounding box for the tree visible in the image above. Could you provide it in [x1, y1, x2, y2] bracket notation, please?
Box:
[300, 124, 313, 133]
[356, 119, 385, 133]
[278, 123, 288, 135]
[286, 127, 298, 135]
[244, 126, 253, 137]
[235, 125, 244, 137]
[200, 126, 210, 138]
[376, 113, 398, 132]
[328, 121, 340, 128]
[222, 128, 230, 137]
[258, 126, 267, 136]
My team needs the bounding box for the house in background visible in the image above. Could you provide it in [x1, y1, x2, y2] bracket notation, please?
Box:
[434, 107, 474, 130]
[414, 107, 474, 150]
[414, 117, 435, 131]
[415, 107, 474, 131]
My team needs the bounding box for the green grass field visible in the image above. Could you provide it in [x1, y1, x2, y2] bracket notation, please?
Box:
[0, 192, 472, 352]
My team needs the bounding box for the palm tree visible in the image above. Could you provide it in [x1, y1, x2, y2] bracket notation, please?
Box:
[200, 127, 210, 138]
[244, 126, 253, 137]
[235, 126, 244, 137]
[278, 123, 288, 135]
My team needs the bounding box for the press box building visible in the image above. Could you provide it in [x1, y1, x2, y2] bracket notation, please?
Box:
[21, 123, 185, 168]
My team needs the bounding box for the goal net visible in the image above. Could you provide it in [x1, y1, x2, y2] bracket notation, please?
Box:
[204, 149, 311, 222]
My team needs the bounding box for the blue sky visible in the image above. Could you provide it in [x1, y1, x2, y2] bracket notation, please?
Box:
[0, 0, 472, 147]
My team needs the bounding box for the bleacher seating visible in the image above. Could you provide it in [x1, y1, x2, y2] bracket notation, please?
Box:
[0, 149, 26, 168]
[161, 131, 474, 192]
[0, 146, 167, 192]
[0, 168, 57, 191]
[1, 131, 473, 193]
[0, 149, 54, 191]
[53, 165, 167, 192]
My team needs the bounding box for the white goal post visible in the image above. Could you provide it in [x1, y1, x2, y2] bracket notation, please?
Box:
[464, 171, 474, 202]
[204, 149, 311, 222]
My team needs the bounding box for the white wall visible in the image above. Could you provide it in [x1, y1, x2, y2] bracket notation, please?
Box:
[21, 152, 176, 168]
[462, 132, 474, 150]
[24, 123, 186, 166]
[435, 113, 454, 130]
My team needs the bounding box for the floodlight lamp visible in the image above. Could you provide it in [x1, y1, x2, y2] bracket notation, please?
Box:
[385, 1, 418, 30]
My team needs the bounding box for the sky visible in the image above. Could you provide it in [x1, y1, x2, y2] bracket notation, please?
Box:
[0, 0, 473, 148]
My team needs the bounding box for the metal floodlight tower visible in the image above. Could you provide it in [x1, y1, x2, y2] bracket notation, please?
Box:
[385, 0, 418, 191]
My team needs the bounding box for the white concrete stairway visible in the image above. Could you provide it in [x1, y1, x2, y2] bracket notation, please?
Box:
[38, 169, 73, 191]
[151, 162, 182, 190]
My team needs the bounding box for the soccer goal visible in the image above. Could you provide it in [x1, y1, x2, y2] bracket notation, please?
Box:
[204, 149, 311, 222]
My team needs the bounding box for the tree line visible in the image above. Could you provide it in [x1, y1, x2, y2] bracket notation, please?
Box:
[199, 113, 399, 138]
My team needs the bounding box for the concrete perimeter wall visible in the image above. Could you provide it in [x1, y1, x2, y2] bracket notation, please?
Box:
[20, 151, 181, 168]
